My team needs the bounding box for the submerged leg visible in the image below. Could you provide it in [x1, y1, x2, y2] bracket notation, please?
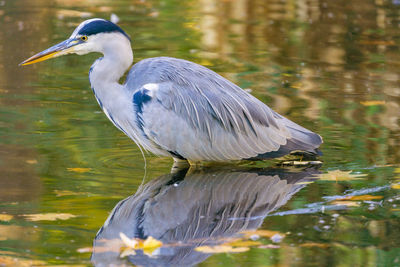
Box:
[171, 157, 190, 172]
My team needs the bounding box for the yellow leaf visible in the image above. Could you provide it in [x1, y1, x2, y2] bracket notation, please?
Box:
[317, 170, 367, 181]
[119, 232, 139, 249]
[0, 256, 46, 267]
[24, 213, 76, 221]
[296, 181, 314, 185]
[395, 168, 400, 173]
[120, 248, 136, 258]
[338, 195, 383, 201]
[290, 82, 303, 89]
[224, 240, 262, 247]
[67, 167, 92, 173]
[360, 100, 385, 106]
[200, 59, 213, 66]
[142, 236, 163, 253]
[119, 234, 162, 256]
[195, 245, 249, 254]
[0, 214, 13, 222]
[331, 201, 360, 207]
[391, 184, 400, 190]
[25, 159, 38, 164]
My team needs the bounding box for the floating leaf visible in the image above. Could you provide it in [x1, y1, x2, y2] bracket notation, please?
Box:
[142, 236, 163, 253]
[224, 240, 262, 247]
[195, 245, 249, 254]
[0, 256, 46, 267]
[330, 201, 360, 207]
[67, 167, 92, 173]
[120, 248, 137, 258]
[24, 213, 76, 221]
[199, 60, 213, 67]
[391, 184, 400, 190]
[290, 82, 303, 89]
[119, 233, 162, 257]
[317, 170, 367, 181]
[296, 181, 314, 185]
[360, 100, 385, 106]
[119, 232, 139, 249]
[0, 214, 13, 222]
[77, 247, 93, 253]
[338, 195, 383, 201]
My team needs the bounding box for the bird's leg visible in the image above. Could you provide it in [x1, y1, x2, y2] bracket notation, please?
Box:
[171, 158, 190, 173]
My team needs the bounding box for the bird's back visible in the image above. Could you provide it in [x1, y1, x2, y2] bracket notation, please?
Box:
[125, 57, 322, 161]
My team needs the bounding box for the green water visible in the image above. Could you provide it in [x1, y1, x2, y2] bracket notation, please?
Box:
[1, 0, 400, 266]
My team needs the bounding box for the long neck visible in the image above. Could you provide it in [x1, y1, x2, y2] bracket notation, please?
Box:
[89, 36, 133, 102]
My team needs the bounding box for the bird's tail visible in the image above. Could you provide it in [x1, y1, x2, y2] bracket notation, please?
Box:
[252, 115, 323, 160]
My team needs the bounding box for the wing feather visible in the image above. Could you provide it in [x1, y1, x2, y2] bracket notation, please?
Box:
[127, 57, 322, 161]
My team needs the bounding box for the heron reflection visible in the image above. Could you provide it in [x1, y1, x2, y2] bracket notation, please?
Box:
[92, 167, 318, 267]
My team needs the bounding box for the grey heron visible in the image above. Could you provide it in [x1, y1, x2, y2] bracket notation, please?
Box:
[20, 18, 322, 163]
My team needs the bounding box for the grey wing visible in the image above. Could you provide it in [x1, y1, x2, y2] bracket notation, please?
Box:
[130, 57, 322, 161]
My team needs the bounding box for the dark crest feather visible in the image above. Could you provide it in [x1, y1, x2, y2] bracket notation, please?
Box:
[78, 19, 130, 40]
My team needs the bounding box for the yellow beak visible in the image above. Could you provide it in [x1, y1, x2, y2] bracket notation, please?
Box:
[20, 39, 79, 66]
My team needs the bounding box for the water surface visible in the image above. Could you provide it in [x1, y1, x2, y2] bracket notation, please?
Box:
[0, 0, 400, 266]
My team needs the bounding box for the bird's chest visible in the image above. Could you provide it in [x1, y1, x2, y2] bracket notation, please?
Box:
[102, 105, 123, 131]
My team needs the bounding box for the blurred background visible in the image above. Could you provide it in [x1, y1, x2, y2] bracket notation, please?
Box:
[0, 0, 400, 266]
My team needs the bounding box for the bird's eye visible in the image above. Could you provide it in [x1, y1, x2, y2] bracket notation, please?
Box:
[80, 36, 88, 41]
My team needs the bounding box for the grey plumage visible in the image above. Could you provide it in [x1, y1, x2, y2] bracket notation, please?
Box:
[91, 167, 319, 267]
[20, 18, 323, 162]
[128, 57, 322, 161]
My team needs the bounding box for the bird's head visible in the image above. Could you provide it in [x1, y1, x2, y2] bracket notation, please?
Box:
[20, 18, 131, 66]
